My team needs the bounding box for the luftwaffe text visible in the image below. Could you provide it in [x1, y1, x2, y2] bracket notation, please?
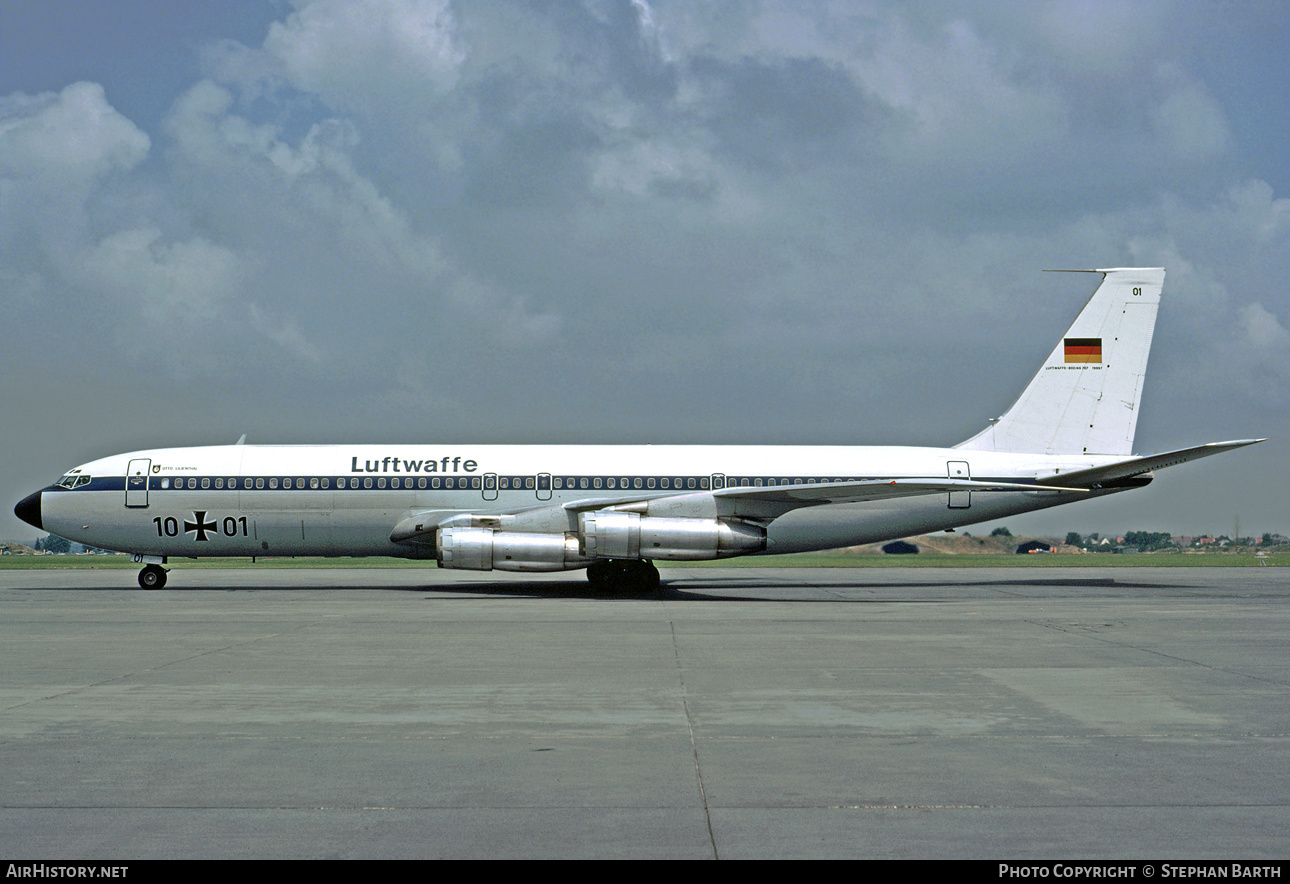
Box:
[350, 455, 478, 473]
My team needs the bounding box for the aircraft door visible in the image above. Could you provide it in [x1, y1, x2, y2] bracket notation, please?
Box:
[537, 473, 551, 501]
[483, 473, 498, 501]
[947, 461, 971, 509]
[126, 458, 151, 508]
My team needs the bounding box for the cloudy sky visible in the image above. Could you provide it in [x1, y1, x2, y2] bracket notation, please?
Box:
[2, 0, 1287, 543]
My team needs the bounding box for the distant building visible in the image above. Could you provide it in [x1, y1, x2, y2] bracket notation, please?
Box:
[1016, 540, 1052, 554]
[882, 540, 920, 555]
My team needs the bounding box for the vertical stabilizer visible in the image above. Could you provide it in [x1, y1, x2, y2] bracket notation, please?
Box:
[956, 268, 1163, 455]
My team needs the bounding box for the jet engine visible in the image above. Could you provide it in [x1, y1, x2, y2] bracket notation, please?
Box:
[580, 511, 764, 560]
[436, 526, 586, 572]
[435, 511, 766, 572]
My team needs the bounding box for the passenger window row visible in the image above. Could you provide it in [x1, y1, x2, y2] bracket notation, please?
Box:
[152, 475, 861, 491]
[157, 476, 482, 490]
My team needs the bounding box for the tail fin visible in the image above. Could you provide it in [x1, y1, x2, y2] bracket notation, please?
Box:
[956, 268, 1164, 456]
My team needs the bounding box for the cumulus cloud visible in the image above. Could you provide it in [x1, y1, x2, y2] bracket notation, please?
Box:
[1150, 71, 1230, 163]
[1238, 302, 1290, 351]
[86, 227, 241, 326]
[0, 82, 149, 183]
[0, 82, 152, 274]
[2, 2, 1285, 440]
[264, 0, 465, 117]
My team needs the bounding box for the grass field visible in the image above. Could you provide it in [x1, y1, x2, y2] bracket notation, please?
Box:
[1, 552, 1285, 569]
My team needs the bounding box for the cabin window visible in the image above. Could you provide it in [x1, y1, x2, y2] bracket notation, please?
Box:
[363, 477, 373, 489]
[418, 478, 426, 489]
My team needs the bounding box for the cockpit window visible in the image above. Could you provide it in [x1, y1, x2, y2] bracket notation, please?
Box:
[56, 473, 91, 489]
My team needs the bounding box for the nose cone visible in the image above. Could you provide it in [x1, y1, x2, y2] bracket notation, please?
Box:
[14, 490, 43, 531]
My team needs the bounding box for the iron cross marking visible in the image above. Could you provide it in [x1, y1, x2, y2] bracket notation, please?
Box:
[185, 511, 217, 541]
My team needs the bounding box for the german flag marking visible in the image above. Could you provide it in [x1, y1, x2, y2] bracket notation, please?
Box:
[1064, 337, 1101, 364]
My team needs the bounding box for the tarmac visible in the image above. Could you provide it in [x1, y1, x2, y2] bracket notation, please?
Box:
[0, 565, 1287, 860]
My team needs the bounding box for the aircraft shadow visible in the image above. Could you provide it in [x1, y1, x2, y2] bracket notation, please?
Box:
[30, 574, 1196, 600]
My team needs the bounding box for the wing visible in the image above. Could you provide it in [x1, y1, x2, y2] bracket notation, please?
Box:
[389, 477, 1084, 543]
[714, 477, 1076, 504]
[708, 477, 1085, 521]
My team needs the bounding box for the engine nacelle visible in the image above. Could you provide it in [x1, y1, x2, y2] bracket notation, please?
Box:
[436, 526, 587, 572]
[579, 511, 765, 560]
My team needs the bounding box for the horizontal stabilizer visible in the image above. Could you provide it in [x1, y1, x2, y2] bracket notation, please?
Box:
[1037, 439, 1265, 488]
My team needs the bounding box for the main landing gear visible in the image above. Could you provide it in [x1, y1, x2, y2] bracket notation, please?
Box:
[586, 559, 661, 593]
[138, 564, 168, 590]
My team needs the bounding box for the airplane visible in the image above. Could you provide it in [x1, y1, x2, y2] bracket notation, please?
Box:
[13, 268, 1262, 591]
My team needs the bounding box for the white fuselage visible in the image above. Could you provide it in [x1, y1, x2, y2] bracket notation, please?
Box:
[35, 443, 1129, 562]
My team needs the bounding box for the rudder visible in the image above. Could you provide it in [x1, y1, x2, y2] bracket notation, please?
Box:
[956, 268, 1164, 456]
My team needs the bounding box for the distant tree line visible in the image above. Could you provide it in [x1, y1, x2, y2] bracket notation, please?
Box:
[1061, 531, 1286, 551]
[34, 534, 71, 554]
[1122, 531, 1175, 551]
